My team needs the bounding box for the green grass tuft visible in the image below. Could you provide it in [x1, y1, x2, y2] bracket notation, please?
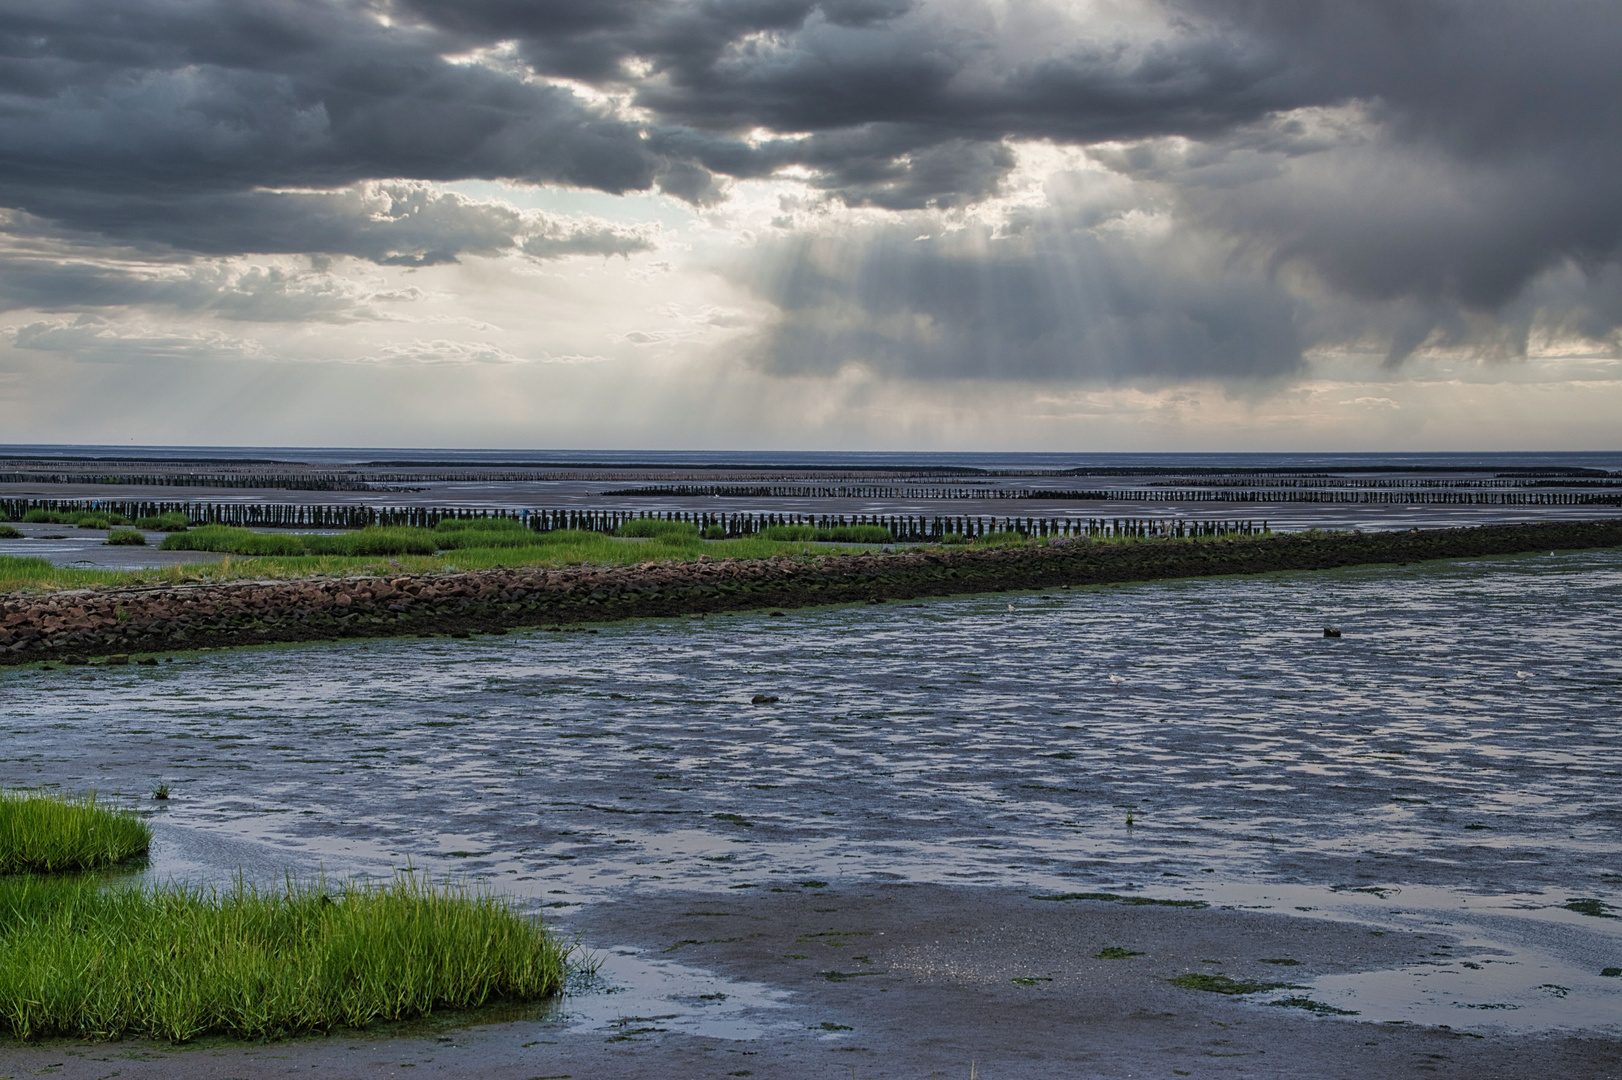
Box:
[433, 517, 528, 533]
[973, 530, 1031, 547]
[615, 518, 701, 540]
[0, 525, 21, 540]
[0, 790, 151, 874]
[300, 527, 441, 557]
[0, 873, 567, 1042]
[134, 513, 192, 532]
[17, 510, 131, 529]
[160, 525, 308, 556]
[104, 529, 148, 546]
[759, 524, 892, 543]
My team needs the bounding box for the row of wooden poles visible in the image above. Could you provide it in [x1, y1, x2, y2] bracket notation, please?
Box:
[0, 499, 1265, 541]
[0, 473, 395, 491]
[605, 484, 1622, 505]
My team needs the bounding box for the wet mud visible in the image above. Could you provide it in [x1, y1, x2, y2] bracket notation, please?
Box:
[4, 887, 1619, 1079]
[2, 548, 1620, 1076]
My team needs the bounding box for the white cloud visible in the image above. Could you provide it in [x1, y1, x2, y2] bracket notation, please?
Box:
[5, 316, 262, 362]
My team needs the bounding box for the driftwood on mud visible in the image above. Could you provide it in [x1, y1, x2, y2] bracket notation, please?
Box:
[2, 520, 1618, 665]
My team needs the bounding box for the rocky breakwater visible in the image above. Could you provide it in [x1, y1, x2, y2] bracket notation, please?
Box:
[2, 519, 1620, 664]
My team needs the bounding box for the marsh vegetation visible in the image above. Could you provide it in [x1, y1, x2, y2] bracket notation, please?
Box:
[0, 873, 568, 1041]
[0, 521, 898, 594]
[0, 790, 150, 874]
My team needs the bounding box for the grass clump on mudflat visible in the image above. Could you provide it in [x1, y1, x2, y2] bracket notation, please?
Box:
[21, 510, 130, 528]
[134, 512, 192, 532]
[160, 524, 308, 556]
[0, 873, 567, 1042]
[0, 790, 150, 874]
[160, 525, 443, 557]
[0, 525, 21, 539]
[104, 529, 147, 546]
[615, 517, 701, 540]
[434, 518, 548, 550]
[759, 523, 893, 544]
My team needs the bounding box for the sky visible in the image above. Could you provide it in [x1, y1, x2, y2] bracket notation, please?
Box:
[1, 0, 1619, 451]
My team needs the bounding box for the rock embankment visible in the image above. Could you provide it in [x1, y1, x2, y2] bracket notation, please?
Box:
[2, 520, 1618, 664]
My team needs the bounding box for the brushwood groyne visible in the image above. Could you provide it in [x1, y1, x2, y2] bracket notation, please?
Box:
[0, 498, 1265, 540]
[2, 521, 1618, 665]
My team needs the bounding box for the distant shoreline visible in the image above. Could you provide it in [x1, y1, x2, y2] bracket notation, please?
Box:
[2, 520, 1619, 666]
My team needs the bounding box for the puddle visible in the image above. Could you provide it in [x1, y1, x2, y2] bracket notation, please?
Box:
[1167, 881, 1622, 1033]
[559, 949, 790, 1041]
[0, 522, 228, 569]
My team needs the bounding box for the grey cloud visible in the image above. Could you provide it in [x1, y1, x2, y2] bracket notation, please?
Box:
[1097, 114, 1622, 362]
[4, 0, 1622, 374]
[0, 246, 419, 323]
[737, 221, 1305, 382]
[0, 0, 662, 243]
[357, 339, 523, 366]
[5, 183, 655, 266]
[517, 214, 656, 260]
[7, 316, 262, 362]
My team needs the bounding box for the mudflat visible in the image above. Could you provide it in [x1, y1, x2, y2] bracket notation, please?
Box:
[5, 549, 1621, 1079]
[3, 885, 1618, 1080]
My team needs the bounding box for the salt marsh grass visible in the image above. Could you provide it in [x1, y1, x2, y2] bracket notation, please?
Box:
[0, 790, 150, 874]
[22, 510, 130, 527]
[615, 517, 701, 539]
[759, 524, 893, 543]
[159, 524, 451, 557]
[0, 531, 878, 594]
[0, 873, 568, 1042]
[159, 524, 308, 556]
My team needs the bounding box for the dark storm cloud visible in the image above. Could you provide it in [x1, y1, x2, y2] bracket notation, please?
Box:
[4, 184, 653, 267]
[0, 0, 1306, 234]
[0, 1, 660, 195]
[1151, 0, 1622, 329]
[3, 0, 1620, 372]
[0, 250, 420, 322]
[396, 0, 1622, 351]
[740, 220, 1306, 382]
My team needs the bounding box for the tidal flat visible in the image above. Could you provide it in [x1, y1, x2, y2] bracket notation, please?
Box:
[1, 549, 1619, 1077]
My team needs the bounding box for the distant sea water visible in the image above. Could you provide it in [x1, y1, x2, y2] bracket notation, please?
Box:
[1, 445, 1620, 471]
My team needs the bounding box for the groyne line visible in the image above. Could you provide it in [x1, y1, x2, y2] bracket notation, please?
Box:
[2, 521, 1618, 665]
[1, 499, 1265, 540]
